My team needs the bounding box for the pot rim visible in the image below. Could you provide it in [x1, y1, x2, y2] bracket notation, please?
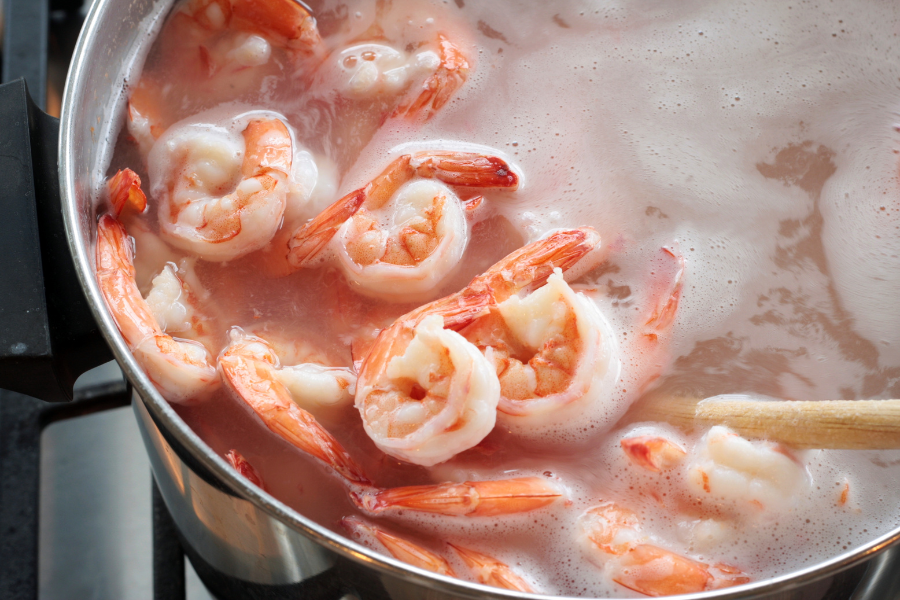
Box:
[58, 0, 900, 598]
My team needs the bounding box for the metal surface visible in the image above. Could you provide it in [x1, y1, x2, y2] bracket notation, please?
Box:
[37, 371, 215, 600]
[56, 1, 900, 599]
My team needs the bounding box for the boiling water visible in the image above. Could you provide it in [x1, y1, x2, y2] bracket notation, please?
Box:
[104, 0, 900, 596]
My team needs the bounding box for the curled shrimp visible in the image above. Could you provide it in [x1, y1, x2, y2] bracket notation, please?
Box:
[354, 227, 602, 465]
[341, 517, 455, 576]
[96, 214, 217, 405]
[448, 543, 534, 593]
[460, 267, 619, 440]
[288, 150, 518, 300]
[686, 425, 810, 512]
[352, 477, 563, 517]
[578, 502, 749, 596]
[319, 32, 468, 121]
[149, 115, 293, 262]
[218, 329, 369, 486]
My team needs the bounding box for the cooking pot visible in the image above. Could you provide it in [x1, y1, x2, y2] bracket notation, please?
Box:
[0, 0, 898, 597]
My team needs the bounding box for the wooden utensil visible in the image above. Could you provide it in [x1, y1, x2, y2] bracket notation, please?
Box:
[623, 394, 900, 450]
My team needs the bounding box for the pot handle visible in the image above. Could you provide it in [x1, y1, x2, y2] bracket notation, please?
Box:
[0, 78, 113, 402]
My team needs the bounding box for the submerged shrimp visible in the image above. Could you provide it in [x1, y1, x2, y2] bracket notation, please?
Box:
[578, 502, 749, 597]
[96, 214, 217, 405]
[288, 151, 518, 300]
[218, 329, 369, 486]
[448, 543, 534, 592]
[319, 32, 468, 121]
[128, 0, 324, 155]
[225, 449, 266, 491]
[341, 517, 455, 576]
[354, 228, 602, 465]
[686, 425, 810, 512]
[352, 477, 563, 517]
[460, 268, 619, 440]
[149, 115, 293, 261]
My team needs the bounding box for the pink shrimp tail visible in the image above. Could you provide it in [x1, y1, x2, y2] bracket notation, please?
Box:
[107, 169, 147, 216]
[225, 449, 266, 491]
[396, 34, 469, 120]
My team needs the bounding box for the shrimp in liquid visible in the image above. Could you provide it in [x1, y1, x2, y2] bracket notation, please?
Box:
[578, 502, 749, 597]
[149, 115, 293, 262]
[287, 150, 518, 301]
[341, 517, 455, 576]
[460, 268, 620, 440]
[96, 214, 217, 405]
[217, 329, 369, 486]
[128, 0, 324, 157]
[354, 227, 602, 465]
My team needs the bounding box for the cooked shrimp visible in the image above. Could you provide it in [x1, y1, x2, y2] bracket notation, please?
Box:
[395, 34, 469, 121]
[225, 449, 266, 490]
[459, 268, 619, 439]
[354, 228, 602, 465]
[352, 477, 563, 517]
[579, 502, 749, 597]
[107, 169, 147, 216]
[218, 329, 370, 486]
[288, 150, 517, 300]
[96, 214, 217, 405]
[341, 517, 455, 576]
[621, 436, 687, 473]
[448, 543, 533, 592]
[149, 115, 292, 261]
[127, 0, 323, 158]
[686, 425, 810, 512]
[242, 325, 357, 411]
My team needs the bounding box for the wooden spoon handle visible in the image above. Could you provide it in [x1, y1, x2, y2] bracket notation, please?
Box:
[628, 395, 900, 450]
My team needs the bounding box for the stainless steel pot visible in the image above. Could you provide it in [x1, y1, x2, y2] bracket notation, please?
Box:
[48, 0, 900, 598]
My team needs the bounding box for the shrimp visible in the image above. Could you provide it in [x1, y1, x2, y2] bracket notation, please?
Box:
[341, 517, 455, 576]
[686, 426, 810, 512]
[218, 329, 370, 486]
[225, 449, 266, 491]
[127, 0, 324, 157]
[242, 325, 357, 411]
[578, 502, 749, 597]
[395, 34, 470, 121]
[148, 115, 293, 262]
[287, 151, 518, 300]
[621, 436, 687, 473]
[96, 214, 218, 405]
[320, 33, 468, 122]
[106, 169, 147, 216]
[459, 268, 620, 439]
[354, 227, 602, 465]
[352, 477, 563, 517]
[448, 543, 533, 592]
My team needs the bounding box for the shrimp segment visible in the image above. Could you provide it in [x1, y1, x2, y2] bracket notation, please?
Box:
[448, 543, 533, 592]
[355, 228, 602, 464]
[107, 169, 147, 216]
[460, 268, 619, 438]
[150, 116, 293, 261]
[96, 214, 217, 405]
[352, 477, 563, 517]
[225, 449, 266, 490]
[218, 331, 370, 486]
[287, 151, 517, 300]
[579, 502, 749, 597]
[341, 517, 455, 576]
[396, 34, 469, 120]
[621, 436, 687, 472]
